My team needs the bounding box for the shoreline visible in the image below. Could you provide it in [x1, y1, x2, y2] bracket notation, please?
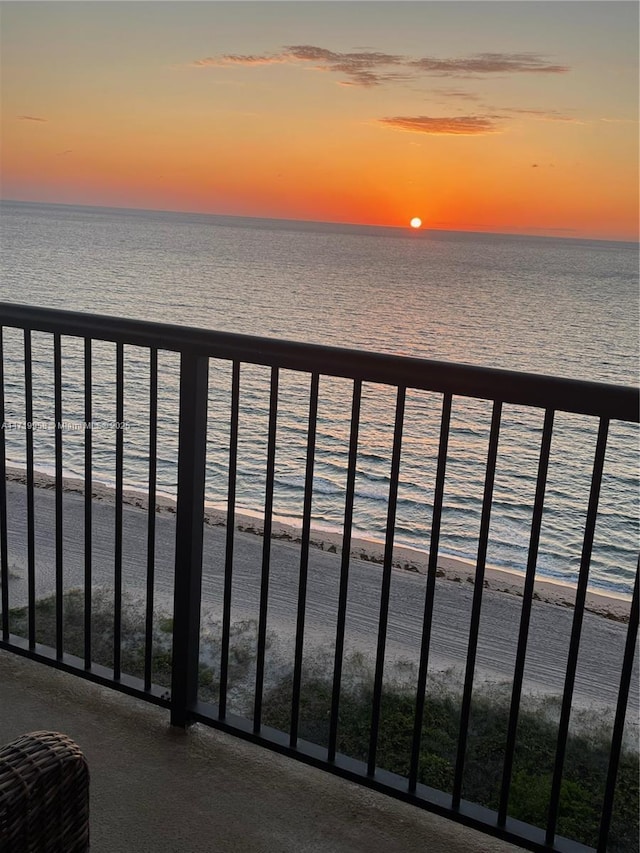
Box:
[4, 466, 631, 623]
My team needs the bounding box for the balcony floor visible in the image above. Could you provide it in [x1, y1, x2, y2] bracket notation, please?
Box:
[0, 650, 521, 853]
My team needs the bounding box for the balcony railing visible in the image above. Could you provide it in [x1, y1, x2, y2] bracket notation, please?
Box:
[0, 302, 638, 853]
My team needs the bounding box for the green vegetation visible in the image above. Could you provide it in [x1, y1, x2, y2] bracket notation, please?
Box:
[9, 590, 638, 851]
[259, 662, 638, 851]
[8, 587, 268, 701]
[10, 587, 171, 682]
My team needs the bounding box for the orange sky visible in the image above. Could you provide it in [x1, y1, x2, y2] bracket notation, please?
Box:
[2, 2, 638, 240]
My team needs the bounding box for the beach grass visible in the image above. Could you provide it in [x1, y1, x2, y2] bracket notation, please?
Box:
[260, 666, 638, 851]
[7, 588, 638, 851]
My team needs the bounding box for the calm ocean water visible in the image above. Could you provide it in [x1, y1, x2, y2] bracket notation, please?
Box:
[1, 200, 638, 597]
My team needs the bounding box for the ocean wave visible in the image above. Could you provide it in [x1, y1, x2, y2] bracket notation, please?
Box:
[274, 474, 342, 497]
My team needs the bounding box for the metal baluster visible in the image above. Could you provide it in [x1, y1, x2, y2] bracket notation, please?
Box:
[409, 392, 452, 792]
[498, 408, 554, 823]
[53, 334, 63, 659]
[113, 343, 124, 679]
[290, 372, 319, 747]
[24, 330, 35, 649]
[452, 401, 502, 808]
[0, 328, 8, 641]
[83, 339, 92, 668]
[219, 361, 240, 719]
[368, 386, 406, 777]
[253, 366, 279, 733]
[546, 417, 609, 845]
[328, 380, 362, 762]
[144, 348, 158, 691]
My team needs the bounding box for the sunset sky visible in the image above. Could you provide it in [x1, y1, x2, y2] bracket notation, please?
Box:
[1, 1, 638, 240]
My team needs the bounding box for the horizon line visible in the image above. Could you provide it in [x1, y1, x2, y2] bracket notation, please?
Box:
[1, 197, 637, 246]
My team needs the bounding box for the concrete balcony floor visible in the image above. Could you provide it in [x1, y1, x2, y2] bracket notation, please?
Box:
[0, 650, 520, 853]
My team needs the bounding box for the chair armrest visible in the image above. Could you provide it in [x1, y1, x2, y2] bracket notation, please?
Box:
[0, 731, 89, 852]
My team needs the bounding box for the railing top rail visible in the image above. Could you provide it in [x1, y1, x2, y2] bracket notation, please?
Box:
[1, 302, 638, 422]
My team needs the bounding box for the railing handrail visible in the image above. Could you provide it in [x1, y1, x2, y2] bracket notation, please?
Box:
[1, 302, 638, 422]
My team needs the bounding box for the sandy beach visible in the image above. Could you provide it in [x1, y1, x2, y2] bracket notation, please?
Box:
[2, 466, 637, 715]
[5, 466, 630, 621]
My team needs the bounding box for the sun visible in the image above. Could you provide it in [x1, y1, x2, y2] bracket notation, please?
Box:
[410, 217, 422, 229]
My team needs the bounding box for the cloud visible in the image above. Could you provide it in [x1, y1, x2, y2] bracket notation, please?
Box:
[337, 71, 411, 88]
[500, 107, 580, 122]
[17, 115, 47, 122]
[194, 45, 407, 88]
[409, 53, 568, 76]
[287, 45, 403, 66]
[192, 54, 288, 68]
[191, 45, 568, 87]
[379, 115, 500, 135]
[434, 88, 482, 102]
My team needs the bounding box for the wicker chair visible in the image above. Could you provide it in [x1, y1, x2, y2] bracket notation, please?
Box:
[0, 731, 89, 852]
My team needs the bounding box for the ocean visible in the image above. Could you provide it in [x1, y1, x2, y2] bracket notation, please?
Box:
[1, 200, 638, 597]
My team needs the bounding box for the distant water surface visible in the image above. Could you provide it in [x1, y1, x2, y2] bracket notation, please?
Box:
[1, 201, 638, 597]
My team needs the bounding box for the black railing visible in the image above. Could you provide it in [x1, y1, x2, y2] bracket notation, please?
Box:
[0, 302, 638, 852]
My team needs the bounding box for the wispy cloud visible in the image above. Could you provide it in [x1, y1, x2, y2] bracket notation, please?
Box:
[191, 45, 568, 88]
[379, 115, 500, 135]
[434, 88, 482, 102]
[409, 53, 568, 76]
[17, 114, 47, 122]
[379, 104, 584, 140]
[192, 54, 288, 68]
[288, 46, 404, 66]
[296, 48, 410, 87]
[193, 46, 407, 87]
[500, 107, 581, 122]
